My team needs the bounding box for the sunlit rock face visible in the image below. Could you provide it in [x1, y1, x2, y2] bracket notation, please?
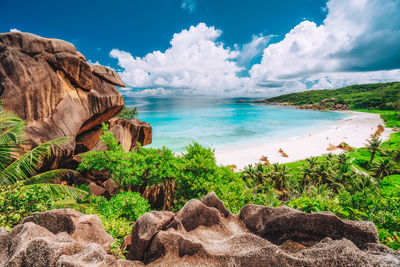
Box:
[0, 32, 151, 168]
[126, 192, 400, 266]
[0, 209, 144, 267]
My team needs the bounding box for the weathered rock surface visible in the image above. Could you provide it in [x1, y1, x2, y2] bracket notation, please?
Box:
[0, 32, 151, 168]
[90, 64, 125, 87]
[127, 192, 400, 266]
[2, 200, 399, 266]
[249, 97, 349, 111]
[0, 209, 144, 266]
[92, 117, 153, 152]
[87, 182, 106, 196]
[22, 209, 114, 251]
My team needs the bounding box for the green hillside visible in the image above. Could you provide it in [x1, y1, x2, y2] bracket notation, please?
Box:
[266, 82, 400, 110]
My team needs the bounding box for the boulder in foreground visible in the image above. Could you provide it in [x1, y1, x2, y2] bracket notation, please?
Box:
[127, 192, 400, 266]
[0, 209, 144, 266]
[1, 197, 399, 266]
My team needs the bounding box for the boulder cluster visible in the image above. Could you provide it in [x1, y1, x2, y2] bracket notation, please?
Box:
[124, 193, 399, 266]
[242, 98, 350, 111]
[297, 98, 349, 111]
[0, 32, 152, 170]
[0, 209, 143, 266]
[1, 193, 399, 266]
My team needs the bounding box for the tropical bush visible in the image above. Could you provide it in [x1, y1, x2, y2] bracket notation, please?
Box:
[78, 125, 256, 212]
[118, 106, 138, 120]
[0, 182, 55, 230]
[97, 191, 150, 222]
[75, 191, 150, 244]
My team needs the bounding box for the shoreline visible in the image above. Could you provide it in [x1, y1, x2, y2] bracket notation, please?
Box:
[215, 111, 393, 170]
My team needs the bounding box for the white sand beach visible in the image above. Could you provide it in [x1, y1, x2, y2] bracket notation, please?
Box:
[215, 111, 394, 170]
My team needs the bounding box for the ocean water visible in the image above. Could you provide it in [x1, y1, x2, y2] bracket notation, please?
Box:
[124, 97, 349, 153]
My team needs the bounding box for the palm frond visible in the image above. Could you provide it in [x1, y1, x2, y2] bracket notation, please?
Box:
[0, 137, 70, 186]
[23, 183, 89, 199]
[0, 110, 26, 168]
[53, 199, 92, 209]
[24, 169, 80, 185]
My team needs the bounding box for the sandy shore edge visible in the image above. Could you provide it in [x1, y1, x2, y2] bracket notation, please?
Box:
[215, 111, 393, 170]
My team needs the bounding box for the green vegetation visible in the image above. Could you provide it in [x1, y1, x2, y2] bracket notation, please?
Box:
[266, 82, 400, 110]
[76, 116, 400, 249]
[0, 104, 87, 229]
[118, 106, 138, 120]
[0, 105, 149, 246]
[78, 125, 255, 213]
[1, 84, 400, 250]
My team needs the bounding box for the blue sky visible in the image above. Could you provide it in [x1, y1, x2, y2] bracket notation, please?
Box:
[1, 0, 400, 96]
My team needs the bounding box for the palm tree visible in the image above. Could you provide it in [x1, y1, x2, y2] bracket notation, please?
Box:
[390, 149, 400, 163]
[242, 164, 270, 196]
[301, 165, 314, 189]
[0, 106, 87, 199]
[325, 153, 336, 167]
[305, 157, 318, 169]
[370, 159, 397, 179]
[365, 136, 383, 165]
[270, 163, 291, 191]
[337, 153, 350, 165]
[315, 162, 332, 185]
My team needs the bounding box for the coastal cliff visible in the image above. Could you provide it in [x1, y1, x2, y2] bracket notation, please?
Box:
[0, 32, 152, 168]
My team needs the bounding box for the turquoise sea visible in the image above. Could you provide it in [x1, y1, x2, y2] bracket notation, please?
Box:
[124, 97, 349, 153]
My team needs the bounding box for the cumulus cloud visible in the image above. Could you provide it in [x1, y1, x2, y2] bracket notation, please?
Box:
[9, 28, 21, 32]
[236, 34, 271, 69]
[110, 23, 244, 95]
[86, 59, 101, 66]
[111, 0, 400, 96]
[306, 69, 400, 90]
[250, 0, 400, 84]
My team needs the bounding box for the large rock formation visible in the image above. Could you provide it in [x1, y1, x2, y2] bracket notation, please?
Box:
[1, 198, 399, 266]
[126, 193, 400, 266]
[0, 209, 144, 266]
[0, 32, 151, 168]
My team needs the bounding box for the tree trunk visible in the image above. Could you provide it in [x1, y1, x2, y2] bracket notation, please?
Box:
[369, 151, 376, 165]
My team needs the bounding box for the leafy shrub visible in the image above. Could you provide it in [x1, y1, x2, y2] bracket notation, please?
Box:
[118, 106, 138, 120]
[0, 182, 55, 229]
[98, 191, 150, 222]
[79, 129, 255, 212]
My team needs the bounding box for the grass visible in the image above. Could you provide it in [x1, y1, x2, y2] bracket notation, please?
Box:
[381, 175, 400, 197]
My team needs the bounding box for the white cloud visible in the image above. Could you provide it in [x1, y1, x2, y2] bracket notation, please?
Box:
[110, 23, 244, 96]
[236, 34, 271, 69]
[181, 0, 197, 14]
[86, 59, 101, 65]
[9, 28, 21, 32]
[111, 0, 400, 97]
[250, 0, 400, 85]
[123, 87, 172, 96]
[306, 69, 400, 90]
